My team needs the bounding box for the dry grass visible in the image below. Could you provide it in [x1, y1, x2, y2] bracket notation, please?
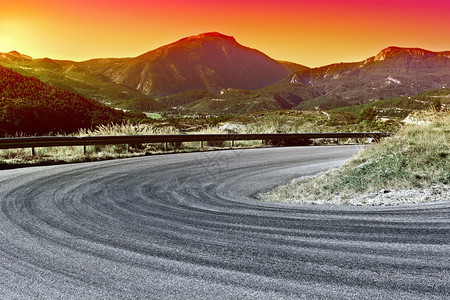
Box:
[0, 123, 261, 168]
[0, 110, 400, 169]
[260, 110, 450, 204]
[0, 123, 179, 168]
[78, 123, 179, 136]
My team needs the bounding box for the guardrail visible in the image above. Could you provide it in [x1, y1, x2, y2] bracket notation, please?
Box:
[0, 132, 393, 156]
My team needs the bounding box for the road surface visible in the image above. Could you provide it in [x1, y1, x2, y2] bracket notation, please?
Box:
[0, 145, 449, 299]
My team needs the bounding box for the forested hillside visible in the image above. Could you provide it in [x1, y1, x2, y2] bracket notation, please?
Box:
[0, 66, 125, 136]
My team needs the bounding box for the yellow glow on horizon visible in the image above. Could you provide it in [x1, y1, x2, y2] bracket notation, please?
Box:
[0, 18, 38, 53]
[1, 0, 449, 67]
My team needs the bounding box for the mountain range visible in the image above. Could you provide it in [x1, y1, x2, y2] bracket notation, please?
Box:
[1, 32, 449, 113]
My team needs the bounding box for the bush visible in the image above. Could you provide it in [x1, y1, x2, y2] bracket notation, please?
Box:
[357, 106, 377, 123]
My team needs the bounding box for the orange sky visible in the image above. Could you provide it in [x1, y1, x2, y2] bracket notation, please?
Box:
[1, 0, 449, 67]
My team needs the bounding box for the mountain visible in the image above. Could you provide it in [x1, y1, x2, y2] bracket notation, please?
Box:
[0, 51, 32, 61]
[0, 33, 300, 103]
[0, 65, 125, 136]
[83, 32, 294, 97]
[183, 46, 449, 113]
[290, 46, 450, 109]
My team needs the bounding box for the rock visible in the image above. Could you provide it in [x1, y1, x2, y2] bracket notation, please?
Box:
[219, 123, 247, 133]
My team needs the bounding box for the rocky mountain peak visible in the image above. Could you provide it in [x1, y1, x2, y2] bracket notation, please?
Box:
[5, 50, 32, 60]
[374, 46, 440, 61]
[172, 32, 238, 47]
[191, 32, 237, 42]
[8, 50, 22, 56]
[375, 47, 403, 61]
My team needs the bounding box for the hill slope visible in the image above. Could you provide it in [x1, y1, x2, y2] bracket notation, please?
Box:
[261, 110, 450, 205]
[0, 65, 125, 136]
[0, 51, 147, 104]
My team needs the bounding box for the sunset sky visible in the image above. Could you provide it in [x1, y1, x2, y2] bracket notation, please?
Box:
[1, 0, 449, 67]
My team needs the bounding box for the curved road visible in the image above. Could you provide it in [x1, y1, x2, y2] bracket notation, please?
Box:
[0, 146, 449, 299]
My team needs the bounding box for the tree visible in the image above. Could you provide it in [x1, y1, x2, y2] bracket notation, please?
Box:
[358, 106, 377, 123]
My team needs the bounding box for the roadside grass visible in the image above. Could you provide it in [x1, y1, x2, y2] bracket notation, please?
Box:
[260, 110, 449, 204]
[0, 123, 263, 168]
[0, 110, 398, 169]
[0, 123, 178, 168]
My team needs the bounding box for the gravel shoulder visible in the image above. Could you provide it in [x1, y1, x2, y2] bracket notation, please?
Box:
[263, 177, 450, 206]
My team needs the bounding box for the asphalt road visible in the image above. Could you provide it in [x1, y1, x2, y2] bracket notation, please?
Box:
[0, 145, 449, 299]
